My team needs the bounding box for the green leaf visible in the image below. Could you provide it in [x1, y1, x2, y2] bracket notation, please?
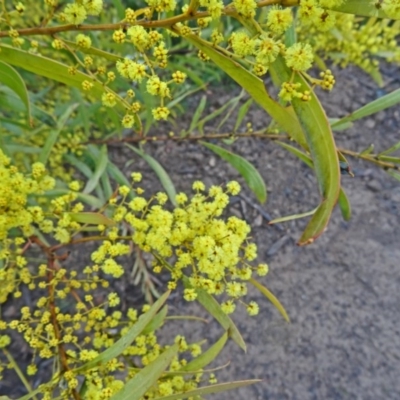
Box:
[182, 32, 307, 149]
[39, 103, 78, 165]
[275, 141, 313, 168]
[0, 60, 31, 124]
[189, 95, 207, 133]
[249, 278, 290, 322]
[180, 332, 228, 372]
[269, 208, 317, 225]
[201, 141, 267, 203]
[0, 86, 56, 127]
[64, 153, 93, 178]
[329, 118, 353, 131]
[68, 212, 115, 227]
[0, 44, 138, 126]
[379, 141, 400, 156]
[338, 188, 351, 221]
[41, 189, 104, 208]
[126, 144, 177, 206]
[83, 145, 109, 194]
[183, 276, 246, 352]
[153, 380, 262, 400]
[110, 344, 179, 400]
[387, 170, 400, 182]
[75, 291, 170, 373]
[234, 98, 253, 132]
[272, 58, 340, 245]
[142, 306, 168, 335]
[331, 88, 400, 129]
[329, 0, 400, 19]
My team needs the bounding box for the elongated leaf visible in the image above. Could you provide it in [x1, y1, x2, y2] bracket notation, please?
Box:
[68, 212, 115, 227]
[75, 291, 170, 373]
[142, 306, 168, 335]
[269, 208, 317, 225]
[201, 141, 267, 203]
[197, 93, 241, 134]
[126, 144, 177, 206]
[387, 170, 400, 182]
[189, 95, 207, 133]
[217, 90, 244, 130]
[338, 188, 351, 221]
[377, 154, 400, 164]
[0, 85, 56, 127]
[182, 276, 246, 351]
[0, 60, 31, 123]
[275, 141, 351, 221]
[64, 153, 93, 178]
[234, 98, 253, 131]
[106, 161, 135, 201]
[379, 141, 400, 156]
[331, 88, 400, 129]
[181, 333, 228, 372]
[275, 141, 313, 168]
[271, 57, 341, 245]
[329, 118, 353, 131]
[249, 278, 289, 322]
[153, 380, 262, 400]
[0, 44, 138, 126]
[39, 103, 78, 165]
[41, 189, 104, 208]
[330, 0, 400, 19]
[83, 145, 109, 194]
[63, 40, 122, 62]
[110, 344, 179, 400]
[101, 171, 113, 199]
[181, 32, 307, 149]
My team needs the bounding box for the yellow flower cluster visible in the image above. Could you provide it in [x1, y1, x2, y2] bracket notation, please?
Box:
[92, 177, 268, 316]
[298, 6, 400, 74]
[0, 152, 55, 241]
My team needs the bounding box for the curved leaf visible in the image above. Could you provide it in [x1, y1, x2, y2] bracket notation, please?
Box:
[110, 344, 179, 400]
[269, 208, 317, 225]
[183, 276, 246, 352]
[271, 57, 341, 245]
[181, 332, 228, 372]
[249, 278, 290, 322]
[0, 60, 31, 124]
[83, 145, 109, 194]
[75, 291, 170, 373]
[68, 212, 115, 227]
[180, 31, 307, 148]
[0, 44, 139, 127]
[201, 141, 267, 203]
[331, 88, 400, 129]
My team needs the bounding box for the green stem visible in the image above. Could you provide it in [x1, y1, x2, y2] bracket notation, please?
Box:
[3, 349, 37, 400]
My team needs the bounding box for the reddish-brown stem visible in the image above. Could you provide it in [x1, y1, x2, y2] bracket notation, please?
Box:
[0, 0, 291, 38]
[47, 256, 80, 400]
[85, 132, 286, 145]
